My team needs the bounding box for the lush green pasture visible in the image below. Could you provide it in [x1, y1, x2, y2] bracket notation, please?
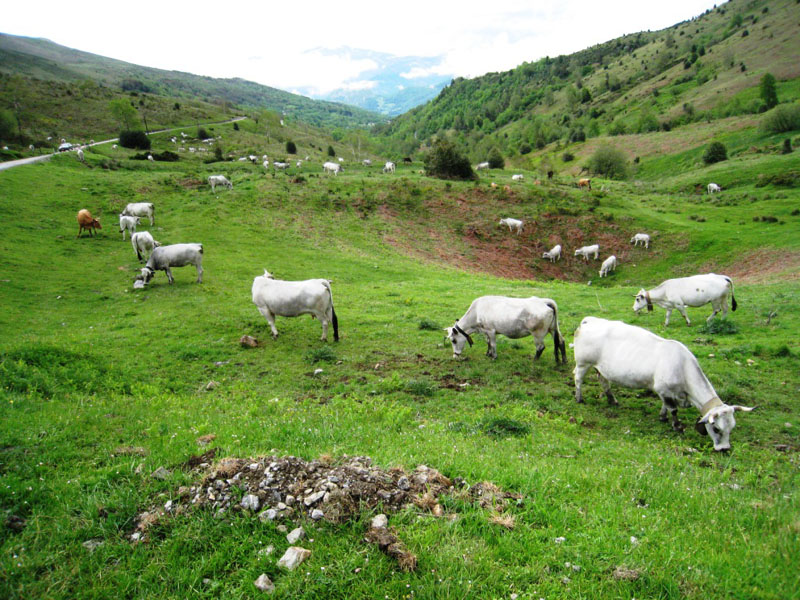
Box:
[1, 149, 798, 599]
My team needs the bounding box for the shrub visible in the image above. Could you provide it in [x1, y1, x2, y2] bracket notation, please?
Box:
[519, 143, 532, 155]
[404, 378, 436, 397]
[197, 127, 210, 140]
[174, 102, 180, 110]
[487, 147, 505, 169]
[118, 130, 150, 150]
[608, 120, 627, 136]
[699, 319, 739, 335]
[761, 103, 800, 133]
[481, 417, 530, 439]
[327, 145, 335, 157]
[782, 138, 793, 154]
[418, 319, 439, 331]
[760, 73, 778, 110]
[424, 140, 475, 180]
[569, 128, 586, 142]
[286, 140, 297, 154]
[306, 347, 336, 363]
[562, 151, 575, 162]
[702, 141, 727, 164]
[233, 122, 239, 130]
[587, 144, 628, 179]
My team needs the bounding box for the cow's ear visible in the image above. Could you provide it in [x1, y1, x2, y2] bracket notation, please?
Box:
[694, 419, 709, 436]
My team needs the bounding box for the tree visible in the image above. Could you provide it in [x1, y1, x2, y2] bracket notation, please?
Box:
[327, 145, 335, 157]
[587, 145, 628, 179]
[487, 147, 505, 169]
[760, 73, 778, 110]
[424, 140, 475, 180]
[0, 108, 15, 141]
[109, 98, 138, 131]
[702, 141, 727, 165]
[286, 140, 297, 154]
[119, 130, 151, 150]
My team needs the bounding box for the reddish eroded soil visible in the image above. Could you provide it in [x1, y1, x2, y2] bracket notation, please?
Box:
[702, 249, 800, 284]
[379, 187, 664, 281]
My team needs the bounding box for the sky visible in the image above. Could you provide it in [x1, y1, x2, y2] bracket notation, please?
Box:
[4, 0, 722, 96]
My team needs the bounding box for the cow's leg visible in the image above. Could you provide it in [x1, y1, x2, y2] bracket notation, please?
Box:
[573, 363, 591, 403]
[596, 371, 617, 405]
[533, 332, 546, 361]
[707, 302, 719, 322]
[165, 267, 174, 284]
[485, 331, 497, 359]
[196, 263, 203, 283]
[320, 313, 329, 342]
[258, 307, 279, 338]
[664, 309, 672, 326]
[677, 305, 690, 326]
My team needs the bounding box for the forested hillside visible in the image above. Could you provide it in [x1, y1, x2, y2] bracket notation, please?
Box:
[0, 33, 387, 131]
[377, 0, 800, 164]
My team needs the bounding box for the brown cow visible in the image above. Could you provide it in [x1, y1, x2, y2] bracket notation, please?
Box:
[77, 209, 102, 237]
[578, 178, 592, 190]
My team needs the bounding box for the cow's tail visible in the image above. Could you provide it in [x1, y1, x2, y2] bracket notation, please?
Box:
[724, 276, 737, 311]
[323, 280, 339, 341]
[546, 300, 567, 364]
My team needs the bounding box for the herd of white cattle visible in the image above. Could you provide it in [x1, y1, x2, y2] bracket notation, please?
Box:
[75, 168, 749, 452]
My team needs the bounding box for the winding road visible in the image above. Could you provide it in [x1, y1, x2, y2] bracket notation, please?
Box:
[0, 116, 247, 172]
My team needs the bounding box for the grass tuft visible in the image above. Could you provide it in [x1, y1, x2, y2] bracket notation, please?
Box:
[418, 319, 440, 331]
[306, 346, 337, 363]
[480, 417, 531, 439]
[699, 319, 739, 335]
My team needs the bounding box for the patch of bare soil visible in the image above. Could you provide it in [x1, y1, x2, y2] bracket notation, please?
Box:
[702, 249, 800, 284]
[177, 177, 205, 189]
[132, 454, 520, 568]
[379, 189, 662, 282]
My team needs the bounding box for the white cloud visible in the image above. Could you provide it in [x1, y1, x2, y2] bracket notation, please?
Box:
[340, 80, 378, 91]
[3, 0, 720, 95]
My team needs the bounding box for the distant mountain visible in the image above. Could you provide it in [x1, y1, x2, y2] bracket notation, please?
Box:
[296, 48, 453, 117]
[0, 33, 387, 129]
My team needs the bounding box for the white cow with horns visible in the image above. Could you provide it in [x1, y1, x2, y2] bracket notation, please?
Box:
[208, 175, 233, 192]
[572, 316, 754, 451]
[134, 243, 203, 287]
[633, 273, 736, 326]
[499, 218, 523, 234]
[122, 202, 155, 226]
[445, 296, 567, 364]
[542, 244, 562, 262]
[252, 270, 339, 342]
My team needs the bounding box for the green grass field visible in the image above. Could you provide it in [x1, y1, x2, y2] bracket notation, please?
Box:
[1, 136, 799, 599]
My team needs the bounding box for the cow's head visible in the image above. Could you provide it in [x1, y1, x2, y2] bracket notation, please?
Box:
[92, 219, 102, 230]
[445, 322, 473, 358]
[632, 289, 651, 313]
[262, 269, 274, 279]
[135, 266, 154, 287]
[696, 404, 755, 451]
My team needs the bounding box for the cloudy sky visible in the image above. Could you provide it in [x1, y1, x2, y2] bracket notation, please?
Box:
[5, 0, 720, 95]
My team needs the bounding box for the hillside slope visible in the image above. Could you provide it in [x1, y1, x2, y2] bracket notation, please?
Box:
[377, 0, 800, 162]
[0, 33, 387, 130]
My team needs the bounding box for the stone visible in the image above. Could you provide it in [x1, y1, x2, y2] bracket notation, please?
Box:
[285, 495, 295, 506]
[204, 381, 220, 391]
[313, 368, 324, 376]
[258, 545, 275, 557]
[241, 494, 260, 511]
[151, 467, 170, 480]
[82, 538, 104, 552]
[287, 527, 305, 544]
[258, 509, 278, 522]
[253, 573, 275, 593]
[240, 335, 259, 348]
[304, 491, 325, 506]
[277, 546, 311, 570]
[397, 476, 410, 490]
[371, 514, 388, 529]
[311, 509, 324, 520]
[277, 524, 287, 533]
[554, 536, 566, 544]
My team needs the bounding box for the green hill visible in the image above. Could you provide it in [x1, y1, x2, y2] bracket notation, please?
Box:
[377, 0, 800, 166]
[0, 32, 387, 131]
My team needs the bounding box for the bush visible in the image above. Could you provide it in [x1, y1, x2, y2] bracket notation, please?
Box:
[519, 143, 532, 155]
[233, 122, 239, 130]
[306, 347, 336, 364]
[569, 128, 586, 142]
[481, 417, 530, 439]
[197, 127, 210, 140]
[424, 140, 475, 180]
[418, 319, 439, 331]
[404, 378, 436, 397]
[760, 73, 778, 110]
[487, 147, 504, 169]
[699, 319, 739, 335]
[118, 130, 150, 150]
[782, 138, 793, 154]
[761, 103, 800, 133]
[587, 145, 628, 179]
[702, 141, 728, 164]
[327, 145, 335, 157]
[562, 151, 575, 162]
[286, 140, 297, 154]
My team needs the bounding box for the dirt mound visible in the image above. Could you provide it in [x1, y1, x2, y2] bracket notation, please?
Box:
[132, 454, 521, 567]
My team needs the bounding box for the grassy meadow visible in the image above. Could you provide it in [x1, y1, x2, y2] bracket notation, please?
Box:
[1, 133, 799, 599]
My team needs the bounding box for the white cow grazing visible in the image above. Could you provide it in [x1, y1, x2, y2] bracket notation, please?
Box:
[362, 159, 372, 166]
[630, 233, 650, 248]
[633, 273, 737, 326]
[574, 244, 599, 260]
[208, 175, 233, 192]
[323, 161, 343, 175]
[572, 316, 753, 451]
[122, 202, 155, 226]
[707, 183, 721, 194]
[147, 154, 154, 162]
[263, 160, 270, 169]
[135, 243, 203, 286]
[499, 218, 523, 234]
[542, 244, 562, 262]
[445, 296, 566, 364]
[251, 270, 339, 342]
[337, 157, 344, 163]
[130, 231, 161, 262]
[118, 215, 140, 241]
[383, 161, 396, 174]
[76, 148, 84, 162]
[511, 174, 524, 181]
[273, 162, 289, 170]
[112, 144, 118, 150]
[599, 255, 617, 277]
[476, 162, 490, 171]
[296, 160, 302, 167]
